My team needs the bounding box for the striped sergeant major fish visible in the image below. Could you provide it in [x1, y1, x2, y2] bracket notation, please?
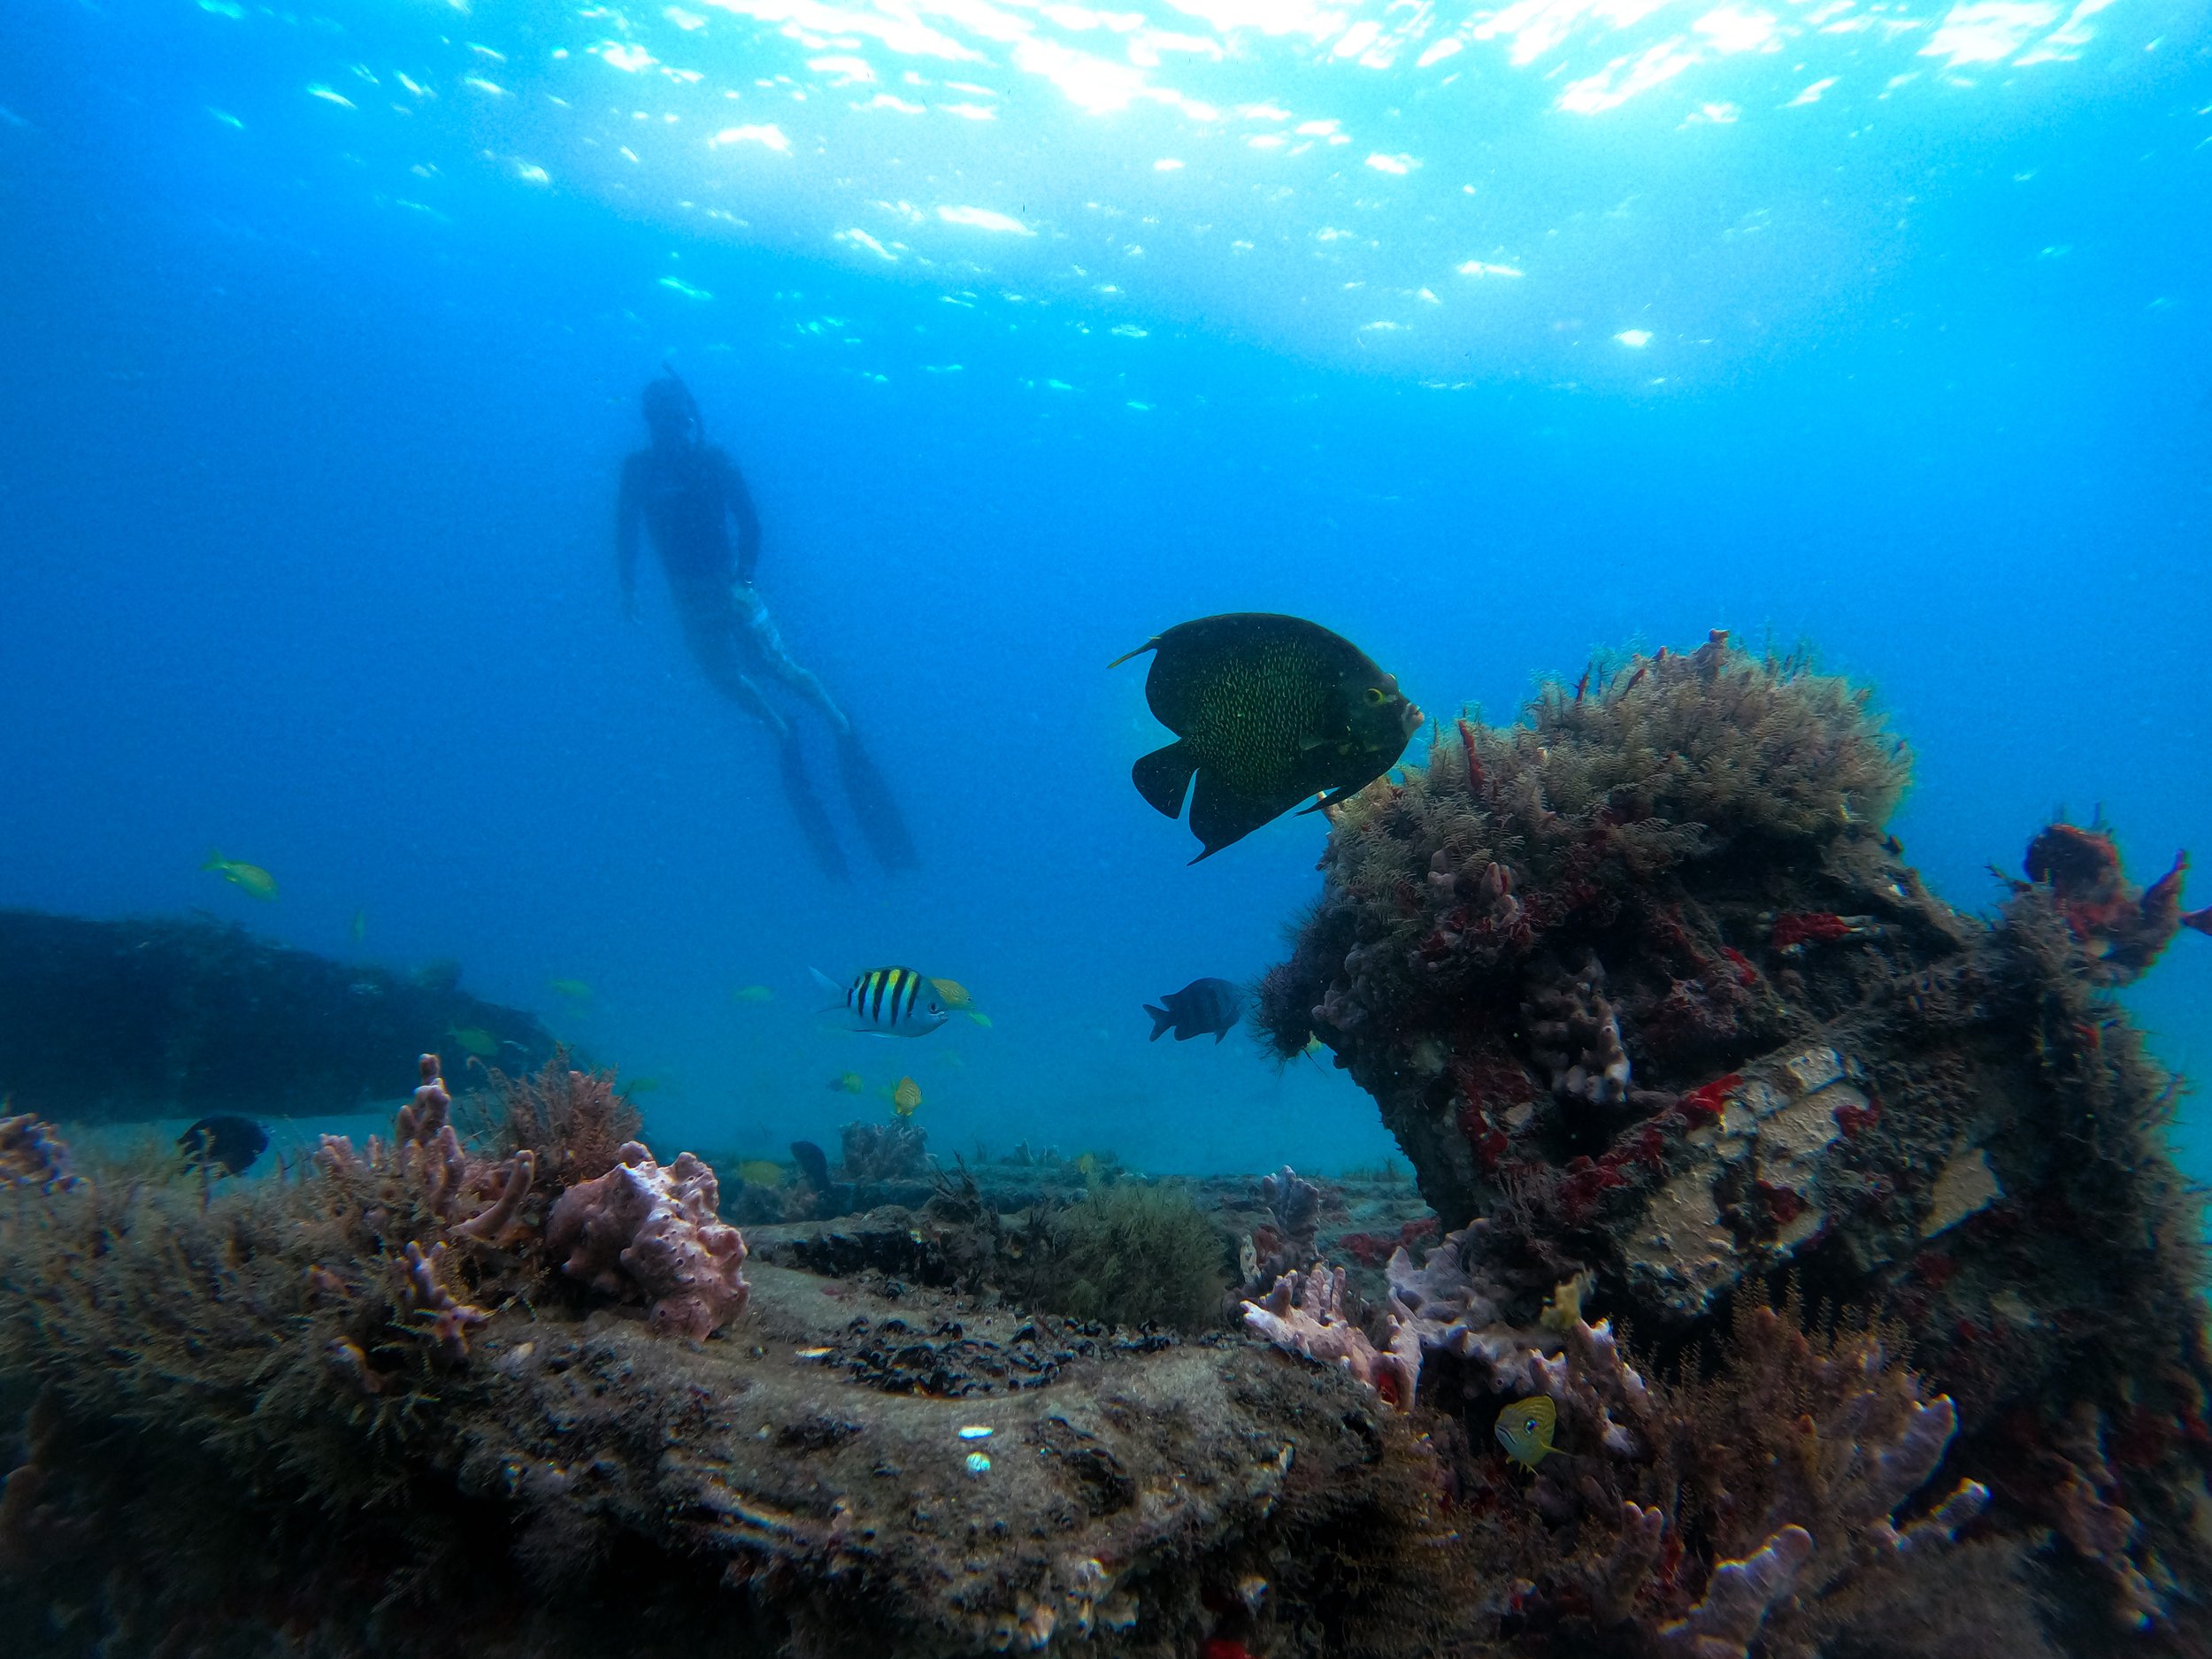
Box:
[810, 966, 951, 1037]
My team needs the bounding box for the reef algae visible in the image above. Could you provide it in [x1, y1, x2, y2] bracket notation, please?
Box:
[1256, 631, 2212, 1647]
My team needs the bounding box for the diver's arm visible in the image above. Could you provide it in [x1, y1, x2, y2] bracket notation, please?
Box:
[615, 454, 643, 617]
[724, 453, 763, 587]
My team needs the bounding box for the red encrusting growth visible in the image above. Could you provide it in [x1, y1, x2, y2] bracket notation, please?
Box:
[1755, 1181, 1808, 1226]
[1833, 1093, 1881, 1137]
[1771, 911, 1855, 948]
[1677, 1073, 1741, 1128]
[1457, 717, 1484, 793]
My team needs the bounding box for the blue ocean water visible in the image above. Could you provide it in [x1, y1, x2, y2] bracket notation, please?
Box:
[2, 0, 2208, 1185]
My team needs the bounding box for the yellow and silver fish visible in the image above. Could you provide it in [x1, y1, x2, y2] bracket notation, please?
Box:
[204, 851, 278, 901]
[1494, 1395, 1557, 1471]
[891, 1077, 922, 1118]
[812, 966, 949, 1038]
[828, 1071, 864, 1094]
[446, 1025, 499, 1059]
[732, 984, 774, 1003]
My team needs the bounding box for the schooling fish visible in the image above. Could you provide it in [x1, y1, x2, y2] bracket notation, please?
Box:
[732, 984, 775, 1003]
[891, 1077, 922, 1118]
[1494, 1395, 1557, 1471]
[549, 978, 594, 1002]
[204, 851, 278, 901]
[929, 977, 993, 1025]
[177, 1113, 269, 1176]
[1110, 613, 1423, 861]
[1145, 977, 1245, 1043]
[811, 966, 950, 1037]
[828, 1071, 864, 1094]
[736, 1158, 786, 1188]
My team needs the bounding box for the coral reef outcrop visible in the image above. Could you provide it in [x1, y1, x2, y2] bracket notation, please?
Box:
[1257, 632, 2212, 1650]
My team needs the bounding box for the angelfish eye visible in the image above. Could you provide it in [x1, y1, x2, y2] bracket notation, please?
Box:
[1365, 687, 1386, 706]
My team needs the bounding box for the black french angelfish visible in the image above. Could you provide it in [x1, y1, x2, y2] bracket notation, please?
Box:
[1110, 613, 1424, 861]
[1145, 977, 1245, 1043]
[177, 1113, 269, 1176]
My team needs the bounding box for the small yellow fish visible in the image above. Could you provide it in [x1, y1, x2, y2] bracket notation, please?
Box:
[204, 852, 277, 901]
[447, 1025, 499, 1059]
[964, 1010, 994, 1028]
[1304, 1034, 1326, 1058]
[938, 1052, 967, 1069]
[349, 907, 367, 944]
[891, 1077, 922, 1118]
[1538, 1271, 1593, 1335]
[1494, 1395, 1557, 1471]
[623, 1075, 664, 1095]
[928, 977, 973, 1009]
[1077, 1151, 1097, 1182]
[737, 1159, 787, 1188]
[828, 1071, 864, 1094]
[549, 979, 594, 1002]
[732, 984, 774, 1003]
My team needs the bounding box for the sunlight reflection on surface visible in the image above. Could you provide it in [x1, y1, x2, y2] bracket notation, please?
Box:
[172, 0, 2173, 375]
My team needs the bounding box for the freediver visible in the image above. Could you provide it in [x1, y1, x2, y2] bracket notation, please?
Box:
[617, 370, 917, 879]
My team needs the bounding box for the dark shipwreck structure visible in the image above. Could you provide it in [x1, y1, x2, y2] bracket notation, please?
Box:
[0, 910, 556, 1121]
[1, 634, 2208, 1657]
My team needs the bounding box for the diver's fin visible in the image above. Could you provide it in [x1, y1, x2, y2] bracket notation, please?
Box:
[1106, 636, 1161, 671]
[836, 732, 919, 871]
[1144, 1003, 1174, 1041]
[780, 739, 849, 882]
[1131, 741, 1198, 819]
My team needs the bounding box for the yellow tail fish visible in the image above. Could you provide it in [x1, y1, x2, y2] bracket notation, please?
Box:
[204, 852, 277, 901]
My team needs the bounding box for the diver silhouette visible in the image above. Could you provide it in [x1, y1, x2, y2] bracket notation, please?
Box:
[618, 371, 917, 879]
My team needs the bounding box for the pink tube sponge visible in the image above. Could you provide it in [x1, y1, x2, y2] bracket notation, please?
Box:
[545, 1141, 749, 1340]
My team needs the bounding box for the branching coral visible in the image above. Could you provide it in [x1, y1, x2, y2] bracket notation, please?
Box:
[1523, 954, 1632, 1107]
[0, 1113, 79, 1193]
[2008, 820, 2212, 985]
[480, 1054, 641, 1187]
[841, 1120, 929, 1183]
[1242, 1262, 1421, 1410]
[545, 1141, 749, 1340]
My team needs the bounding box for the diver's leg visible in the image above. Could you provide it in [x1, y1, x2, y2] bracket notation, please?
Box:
[737, 588, 850, 733]
[682, 605, 848, 878]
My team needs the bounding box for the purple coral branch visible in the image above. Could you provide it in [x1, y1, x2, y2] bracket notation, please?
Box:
[1661, 1525, 1813, 1659]
[455, 1149, 536, 1245]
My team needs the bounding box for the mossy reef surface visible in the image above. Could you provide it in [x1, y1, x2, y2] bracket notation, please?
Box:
[3, 632, 2211, 1657]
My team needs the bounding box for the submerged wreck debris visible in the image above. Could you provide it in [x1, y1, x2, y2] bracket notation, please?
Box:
[1254, 631, 2212, 1649]
[0, 909, 556, 1121]
[0, 1055, 1463, 1658]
